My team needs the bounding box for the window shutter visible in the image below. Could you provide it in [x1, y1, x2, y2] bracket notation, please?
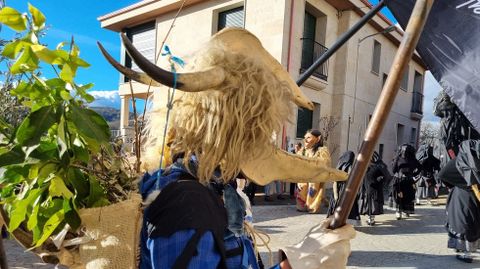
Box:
[296, 108, 313, 138]
[218, 7, 244, 31]
[124, 22, 156, 81]
[301, 12, 317, 68]
[371, 40, 381, 74]
[130, 27, 156, 72]
[401, 67, 409, 90]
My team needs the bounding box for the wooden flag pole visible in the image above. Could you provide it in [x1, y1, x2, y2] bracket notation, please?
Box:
[330, 0, 435, 229]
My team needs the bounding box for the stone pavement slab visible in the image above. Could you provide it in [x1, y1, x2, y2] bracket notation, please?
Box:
[3, 239, 53, 269]
[253, 204, 480, 269]
[3, 202, 479, 269]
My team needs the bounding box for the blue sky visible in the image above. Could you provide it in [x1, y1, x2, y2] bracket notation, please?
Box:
[4, 1, 138, 106]
[2, 0, 441, 122]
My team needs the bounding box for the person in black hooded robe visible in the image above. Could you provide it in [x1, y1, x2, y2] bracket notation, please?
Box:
[358, 151, 391, 226]
[327, 151, 360, 224]
[437, 140, 480, 263]
[416, 145, 441, 204]
[433, 91, 480, 263]
[392, 144, 421, 220]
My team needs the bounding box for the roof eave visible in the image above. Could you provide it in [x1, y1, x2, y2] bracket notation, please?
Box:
[98, 0, 208, 31]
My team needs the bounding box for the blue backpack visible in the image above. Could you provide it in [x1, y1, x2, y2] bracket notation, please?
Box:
[139, 163, 262, 269]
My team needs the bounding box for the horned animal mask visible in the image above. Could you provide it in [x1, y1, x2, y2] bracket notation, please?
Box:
[98, 28, 347, 185]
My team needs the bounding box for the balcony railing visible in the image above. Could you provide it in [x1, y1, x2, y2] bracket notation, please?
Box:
[111, 129, 121, 138]
[300, 38, 329, 81]
[411, 91, 423, 114]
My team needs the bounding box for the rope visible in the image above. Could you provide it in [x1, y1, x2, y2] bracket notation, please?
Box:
[244, 222, 273, 266]
[156, 46, 184, 182]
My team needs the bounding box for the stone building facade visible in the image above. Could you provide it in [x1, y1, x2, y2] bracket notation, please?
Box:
[99, 0, 426, 166]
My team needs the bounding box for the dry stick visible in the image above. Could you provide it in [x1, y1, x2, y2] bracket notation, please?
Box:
[330, 0, 435, 229]
[140, 0, 189, 124]
[124, 0, 188, 173]
[129, 80, 141, 172]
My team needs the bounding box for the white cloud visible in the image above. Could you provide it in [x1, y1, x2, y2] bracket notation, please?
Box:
[88, 90, 120, 108]
[89, 90, 118, 100]
[422, 71, 442, 122]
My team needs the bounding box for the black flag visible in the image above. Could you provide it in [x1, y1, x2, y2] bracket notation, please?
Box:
[386, 0, 480, 133]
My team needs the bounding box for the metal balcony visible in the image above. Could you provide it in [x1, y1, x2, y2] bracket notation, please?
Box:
[300, 38, 329, 81]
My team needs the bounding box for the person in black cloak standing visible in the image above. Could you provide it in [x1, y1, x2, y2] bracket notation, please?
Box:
[416, 145, 441, 204]
[327, 151, 361, 225]
[359, 151, 391, 226]
[392, 144, 421, 220]
[433, 91, 480, 165]
[433, 91, 480, 263]
[437, 140, 480, 263]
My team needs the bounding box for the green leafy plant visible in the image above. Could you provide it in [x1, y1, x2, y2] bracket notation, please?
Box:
[0, 4, 135, 248]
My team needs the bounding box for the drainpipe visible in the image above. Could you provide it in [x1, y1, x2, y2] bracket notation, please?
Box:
[282, 0, 296, 150]
[286, 0, 295, 71]
[243, 0, 247, 28]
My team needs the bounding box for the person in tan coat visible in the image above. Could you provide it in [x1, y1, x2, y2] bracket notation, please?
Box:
[296, 129, 332, 213]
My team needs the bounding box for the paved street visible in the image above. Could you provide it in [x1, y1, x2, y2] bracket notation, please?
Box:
[3, 201, 479, 268]
[253, 202, 479, 269]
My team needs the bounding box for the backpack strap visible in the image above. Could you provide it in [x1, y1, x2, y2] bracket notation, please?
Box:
[225, 236, 244, 258]
[172, 229, 205, 269]
[146, 178, 228, 269]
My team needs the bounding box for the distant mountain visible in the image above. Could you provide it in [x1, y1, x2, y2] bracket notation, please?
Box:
[88, 90, 121, 109]
[90, 106, 137, 130]
[90, 106, 120, 122]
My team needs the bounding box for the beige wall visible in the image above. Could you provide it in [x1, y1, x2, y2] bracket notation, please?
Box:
[117, 0, 291, 146]
[329, 10, 425, 166]
[284, 0, 341, 148]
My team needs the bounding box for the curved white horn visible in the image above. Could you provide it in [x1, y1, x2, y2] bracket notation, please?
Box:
[121, 33, 226, 92]
[97, 41, 162, 87]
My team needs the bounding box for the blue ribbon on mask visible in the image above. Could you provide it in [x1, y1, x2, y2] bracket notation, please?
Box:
[161, 45, 185, 89]
[156, 45, 186, 180]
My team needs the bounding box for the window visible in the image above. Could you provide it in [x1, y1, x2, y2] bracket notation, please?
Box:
[311, 103, 321, 130]
[397, 124, 405, 146]
[371, 40, 381, 74]
[300, 10, 329, 81]
[124, 21, 156, 81]
[379, 144, 384, 160]
[410, 127, 417, 145]
[413, 71, 423, 93]
[400, 66, 409, 91]
[301, 11, 317, 71]
[217, 6, 244, 31]
[382, 73, 388, 87]
[296, 103, 320, 138]
[411, 71, 424, 114]
[296, 108, 313, 138]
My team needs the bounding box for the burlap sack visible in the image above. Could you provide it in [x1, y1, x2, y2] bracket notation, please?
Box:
[279, 218, 356, 269]
[59, 194, 143, 269]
